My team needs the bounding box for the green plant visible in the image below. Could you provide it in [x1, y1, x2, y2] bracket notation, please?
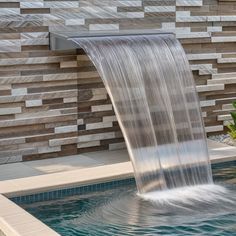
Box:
[227, 101, 236, 139]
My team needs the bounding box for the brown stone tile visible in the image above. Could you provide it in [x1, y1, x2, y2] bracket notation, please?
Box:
[77, 145, 109, 154]
[0, 2, 20, 8]
[21, 8, 50, 14]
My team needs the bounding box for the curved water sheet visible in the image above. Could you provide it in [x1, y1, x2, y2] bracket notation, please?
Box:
[72, 34, 213, 195]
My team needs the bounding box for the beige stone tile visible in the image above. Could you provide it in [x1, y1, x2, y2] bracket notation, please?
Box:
[82, 149, 129, 164]
[0, 194, 59, 235]
[25, 154, 101, 173]
[0, 217, 21, 236]
[22, 229, 59, 236]
[3, 213, 37, 226]
[0, 163, 43, 181]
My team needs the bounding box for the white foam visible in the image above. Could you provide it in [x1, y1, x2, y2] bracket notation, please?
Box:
[139, 184, 230, 205]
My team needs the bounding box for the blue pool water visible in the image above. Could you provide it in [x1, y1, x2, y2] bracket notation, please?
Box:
[20, 161, 236, 236]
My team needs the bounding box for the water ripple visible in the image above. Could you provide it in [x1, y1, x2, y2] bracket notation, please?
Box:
[67, 184, 236, 235]
[24, 184, 236, 236]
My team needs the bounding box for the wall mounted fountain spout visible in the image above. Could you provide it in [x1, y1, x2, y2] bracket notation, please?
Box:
[49, 29, 172, 51]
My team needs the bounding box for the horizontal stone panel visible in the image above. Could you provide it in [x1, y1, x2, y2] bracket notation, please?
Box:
[78, 132, 116, 142]
[77, 140, 100, 148]
[0, 107, 21, 115]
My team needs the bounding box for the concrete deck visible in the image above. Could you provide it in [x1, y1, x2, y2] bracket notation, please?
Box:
[0, 149, 129, 181]
[0, 140, 235, 182]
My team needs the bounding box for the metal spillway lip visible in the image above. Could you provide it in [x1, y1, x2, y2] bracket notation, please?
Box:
[49, 30, 174, 50]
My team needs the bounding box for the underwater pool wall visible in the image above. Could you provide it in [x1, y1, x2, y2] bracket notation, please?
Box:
[0, 0, 236, 163]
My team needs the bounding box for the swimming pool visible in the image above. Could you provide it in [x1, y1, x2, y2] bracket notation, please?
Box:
[17, 161, 236, 236]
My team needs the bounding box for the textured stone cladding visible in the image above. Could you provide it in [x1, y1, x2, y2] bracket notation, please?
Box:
[0, 0, 236, 163]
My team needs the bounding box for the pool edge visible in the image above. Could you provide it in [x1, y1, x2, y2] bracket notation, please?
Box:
[0, 194, 59, 236]
[0, 161, 134, 198]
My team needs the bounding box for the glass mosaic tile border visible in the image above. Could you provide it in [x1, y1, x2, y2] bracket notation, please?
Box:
[10, 178, 135, 204]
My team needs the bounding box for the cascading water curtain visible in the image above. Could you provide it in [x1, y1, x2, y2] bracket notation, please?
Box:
[73, 34, 213, 195]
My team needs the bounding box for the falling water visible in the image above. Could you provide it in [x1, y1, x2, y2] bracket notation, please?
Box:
[72, 34, 213, 195]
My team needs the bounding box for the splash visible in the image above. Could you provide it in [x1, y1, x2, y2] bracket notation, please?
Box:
[140, 184, 229, 205]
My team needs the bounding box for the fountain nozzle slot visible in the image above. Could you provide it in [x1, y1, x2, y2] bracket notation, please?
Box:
[49, 30, 173, 50]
